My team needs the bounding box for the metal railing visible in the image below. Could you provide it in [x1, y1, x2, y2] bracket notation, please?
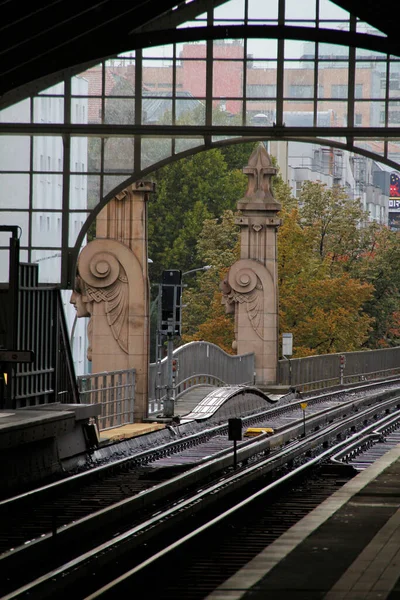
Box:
[77, 369, 135, 430]
[278, 346, 400, 392]
[75, 345, 400, 429]
[148, 341, 255, 415]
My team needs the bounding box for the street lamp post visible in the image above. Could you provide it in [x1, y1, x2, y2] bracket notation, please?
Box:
[182, 265, 212, 277]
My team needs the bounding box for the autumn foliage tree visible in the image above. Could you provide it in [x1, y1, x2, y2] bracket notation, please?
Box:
[149, 142, 400, 359]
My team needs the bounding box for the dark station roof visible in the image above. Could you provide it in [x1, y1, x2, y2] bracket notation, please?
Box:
[1, 0, 400, 107]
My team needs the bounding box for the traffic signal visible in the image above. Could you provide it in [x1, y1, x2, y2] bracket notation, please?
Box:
[161, 270, 182, 335]
[172, 359, 178, 373]
[228, 418, 243, 441]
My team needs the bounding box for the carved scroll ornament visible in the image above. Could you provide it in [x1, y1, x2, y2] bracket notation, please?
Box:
[78, 246, 129, 354]
[220, 258, 275, 341]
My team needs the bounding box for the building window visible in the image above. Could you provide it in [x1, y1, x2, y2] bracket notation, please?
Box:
[40, 154, 44, 182]
[331, 84, 347, 98]
[288, 85, 313, 98]
[246, 84, 277, 98]
[355, 113, 362, 125]
[389, 111, 400, 123]
[355, 84, 363, 98]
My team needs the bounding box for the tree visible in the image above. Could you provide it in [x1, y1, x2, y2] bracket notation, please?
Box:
[181, 209, 240, 344]
[298, 181, 370, 266]
[148, 148, 247, 279]
[277, 206, 375, 355]
[349, 226, 400, 347]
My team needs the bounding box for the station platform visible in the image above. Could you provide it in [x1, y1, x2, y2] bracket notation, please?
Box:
[207, 445, 400, 600]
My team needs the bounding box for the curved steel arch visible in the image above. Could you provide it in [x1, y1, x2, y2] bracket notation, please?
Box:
[72, 133, 400, 281]
[1, 2, 400, 287]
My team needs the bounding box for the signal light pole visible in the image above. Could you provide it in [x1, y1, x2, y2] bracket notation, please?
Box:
[155, 266, 211, 420]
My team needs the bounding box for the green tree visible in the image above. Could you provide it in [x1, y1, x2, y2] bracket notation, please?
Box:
[350, 226, 400, 348]
[181, 209, 240, 342]
[148, 148, 247, 279]
[298, 181, 371, 266]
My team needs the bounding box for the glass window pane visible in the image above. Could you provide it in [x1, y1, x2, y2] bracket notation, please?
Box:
[246, 60, 277, 97]
[283, 103, 315, 125]
[247, 39, 278, 60]
[87, 175, 101, 209]
[0, 174, 29, 208]
[213, 59, 244, 98]
[319, 0, 350, 20]
[143, 45, 173, 58]
[0, 136, 31, 171]
[72, 70, 98, 95]
[175, 99, 205, 125]
[248, 0, 278, 21]
[88, 98, 102, 124]
[285, 40, 314, 60]
[70, 176, 88, 209]
[388, 101, 400, 125]
[88, 138, 102, 172]
[0, 212, 29, 245]
[39, 82, 64, 95]
[33, 96, 64, 124]
[284, 65, 315, 98]
[316, 101, 347, 126]
[70, 137, 88, 171]
[286, 0, 316, 20]
[246, 101, 275, 125]
[104, 97, 135, 124]
[0, 250, 9, 282]
[141, 138, 173, 170]
[102, 175, 131, 198]
[143, 60, 173, 96]
[32, 174, 63, 209]
[213, 101, 243, 125]
[177, 43, 206, 60]
[353, 101, 385, 127]
[178, 60, 206, 97]
[0, 99, 31, 123]
[214, 0, 245, 21]
[175, 138, 204, 154]
[31, 212, 62, 247]
[69, 212, 90, 247]
[142, 97, 172, 124]
[104, 137, 134, 173]
[33, 136, 63, 172]
[32, 251, 62, 284]
[105, 59, 135, 96]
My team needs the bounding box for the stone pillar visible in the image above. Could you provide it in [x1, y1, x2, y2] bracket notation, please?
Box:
[73, 181, 154, 422]
[221, 144, 281, 385]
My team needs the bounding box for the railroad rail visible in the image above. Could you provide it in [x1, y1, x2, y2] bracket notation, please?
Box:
[2, 379, 400, 598]
[84, 410, 400, 600]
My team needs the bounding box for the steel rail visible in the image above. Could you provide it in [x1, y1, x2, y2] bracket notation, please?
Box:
[4, 397, 400, 600]
[2, 377, 399, 513]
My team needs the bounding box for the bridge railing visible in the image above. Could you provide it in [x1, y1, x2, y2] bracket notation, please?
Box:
[77, 369, 135, 430]
[279, 346, 400, 392]
[148, 341, 255, 415]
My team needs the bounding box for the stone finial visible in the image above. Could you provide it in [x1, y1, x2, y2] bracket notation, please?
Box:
[242, 143, 278, 204]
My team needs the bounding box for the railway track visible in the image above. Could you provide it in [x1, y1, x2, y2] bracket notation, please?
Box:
[82, 410, 400, 600]
[1, 379, 398, 554]
[2, 381, 400, 599]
